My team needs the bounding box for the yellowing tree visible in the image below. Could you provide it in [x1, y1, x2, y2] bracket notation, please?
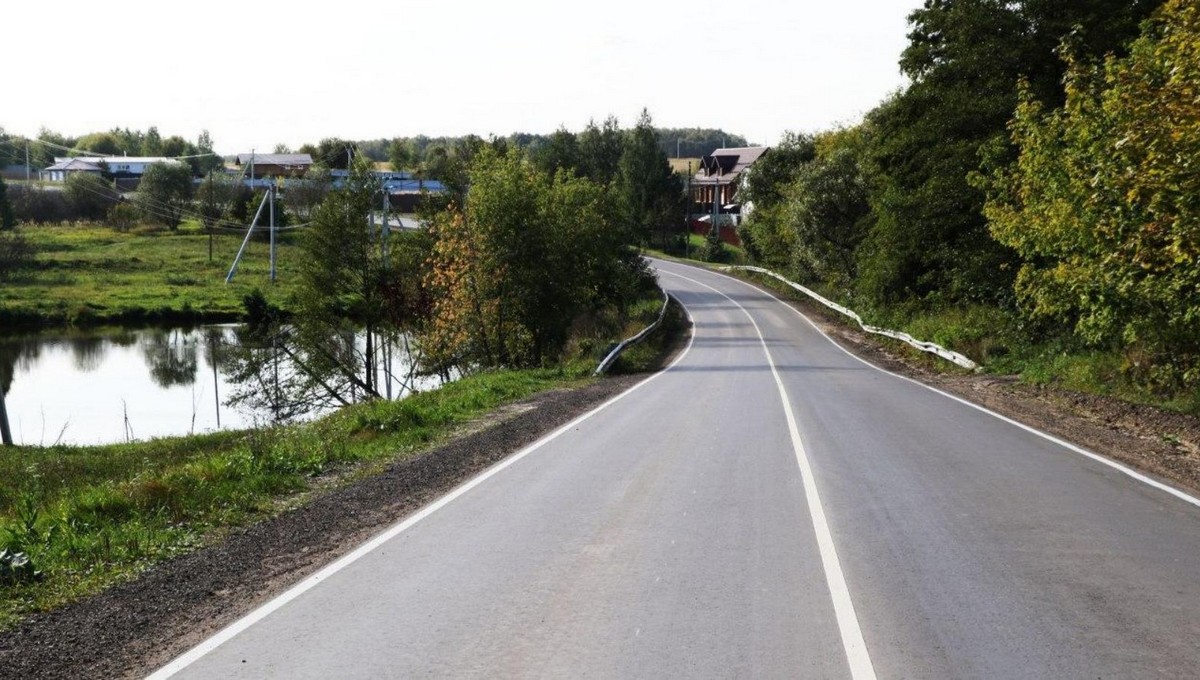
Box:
[981, 0, 1200, 387]
[422, 148, 649, 371]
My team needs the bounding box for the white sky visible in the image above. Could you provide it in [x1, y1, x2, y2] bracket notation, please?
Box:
[6, 0, 919, 154]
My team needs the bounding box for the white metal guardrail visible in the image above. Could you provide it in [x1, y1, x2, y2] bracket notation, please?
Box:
[719, 265, 979, 371]
[594, 286, 672, 375]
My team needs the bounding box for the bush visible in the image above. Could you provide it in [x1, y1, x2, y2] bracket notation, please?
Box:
[0, 229, 35, 280]
[700, 232, 731, 263]
[9, 185, 70, 224]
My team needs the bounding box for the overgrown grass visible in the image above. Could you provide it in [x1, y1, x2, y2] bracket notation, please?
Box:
[1, 221, 301, 327]
[0, 367, 591, 629]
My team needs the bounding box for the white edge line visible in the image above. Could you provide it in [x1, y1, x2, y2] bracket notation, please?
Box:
[656, 259, 1200, 510]
[660, 268, 877, 680]
[146, 324, 698, 679]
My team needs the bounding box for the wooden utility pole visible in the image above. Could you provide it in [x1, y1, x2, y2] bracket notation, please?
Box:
[269, 183, 276, 282]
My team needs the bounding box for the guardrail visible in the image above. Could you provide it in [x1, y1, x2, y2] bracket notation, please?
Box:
[719, 265, 980, 371]
[594, 286, 672, 376]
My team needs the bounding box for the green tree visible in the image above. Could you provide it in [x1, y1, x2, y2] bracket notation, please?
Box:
[787, 130, 872, 289]
[423, 147, 648, 370]
[859, 0, 1157, 306]
[136, 162, 194, 229]
[616, 110, 683, 247]
[388, 138, 417, 172]
[577, 116, 623, 185]
[980, 0, 1200, 386]
[738, 132, 817, 270]
[196, 172, 243, 230]
[64, 173, 119, 221]
[531, 127, 580, 176]
[0, 177, 15, 231]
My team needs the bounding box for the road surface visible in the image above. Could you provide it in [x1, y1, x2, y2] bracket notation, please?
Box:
[153, 259, 1200, 679]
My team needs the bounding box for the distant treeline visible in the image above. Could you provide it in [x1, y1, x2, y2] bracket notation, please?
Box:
[343, 126, 749, 169]
[0, 127, 223, 176]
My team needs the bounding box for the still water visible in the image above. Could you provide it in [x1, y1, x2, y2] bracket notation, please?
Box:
[0, 325, 433, 446]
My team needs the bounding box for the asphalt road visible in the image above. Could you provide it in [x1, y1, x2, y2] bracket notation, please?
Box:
[153, 260, 1200, 679]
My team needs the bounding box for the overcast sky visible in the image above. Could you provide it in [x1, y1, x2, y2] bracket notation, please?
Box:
[6, 0, 920, 154]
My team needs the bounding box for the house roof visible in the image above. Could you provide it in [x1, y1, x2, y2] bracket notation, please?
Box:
[694, 146, 769, 182]
[53, 156, 185, 165]
[235, 153, 313, 166]
[43, 158, 104, 172]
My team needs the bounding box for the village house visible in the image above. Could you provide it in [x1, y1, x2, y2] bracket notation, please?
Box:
[234, 153, 313, 179]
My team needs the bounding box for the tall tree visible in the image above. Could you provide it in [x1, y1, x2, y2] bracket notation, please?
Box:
[531, 127, 580, 177]
[859, 0, 1158, 306]
[980, 0, 1200, 386]
[136, 162, 194, 229]
[616, 110, 682, 247]
[577, 116, 623, 185]
[423, 147, 648, 370]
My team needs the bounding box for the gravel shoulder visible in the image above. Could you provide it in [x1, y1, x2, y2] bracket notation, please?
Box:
[5, 272, 1200, 679]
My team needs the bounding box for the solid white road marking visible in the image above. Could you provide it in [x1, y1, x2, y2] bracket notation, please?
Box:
[146, 321, 698, 679]
[659, 259, 1200, 511]
[663, 269, 878, 680]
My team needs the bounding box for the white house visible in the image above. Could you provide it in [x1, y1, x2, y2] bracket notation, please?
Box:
[41, 156, 186, 182]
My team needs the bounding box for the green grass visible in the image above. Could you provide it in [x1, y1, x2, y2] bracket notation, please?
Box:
[0, 366, 593, 629]
[1, 221, 301, 326]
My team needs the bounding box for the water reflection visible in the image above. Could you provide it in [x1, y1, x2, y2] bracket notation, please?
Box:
[0, 325, 438, 446]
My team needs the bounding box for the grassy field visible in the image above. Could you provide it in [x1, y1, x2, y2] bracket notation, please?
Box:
[2, 221, 302, 327]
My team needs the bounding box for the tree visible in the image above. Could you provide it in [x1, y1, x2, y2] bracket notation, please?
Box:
[979, 0, 1200, 387]
[0, 177, 15, 231]
[298, 138, 358, 169]
[858, 0, 1157, 306]
[228, 160, 427, 417]
[737, 132, 817, 270]
[531, 127, 580, 177]
[787, 130, 872, 289]
[196, 172, 243, 230]
[195, 130, 223, 175]
[281, 166, 331, 223]
[136, 162, 194, 229]
[577, 116, 623, 185]
[64, 173, 119, 221]
[388, 138, 417, 172]
[423, 147, 649, 370]
[616, 109, 683, 247]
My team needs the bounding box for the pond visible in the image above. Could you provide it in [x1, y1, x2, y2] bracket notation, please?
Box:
[0, 325, 436, 447]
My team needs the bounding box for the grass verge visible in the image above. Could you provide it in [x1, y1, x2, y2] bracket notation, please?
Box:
[0, 367, 590, 630]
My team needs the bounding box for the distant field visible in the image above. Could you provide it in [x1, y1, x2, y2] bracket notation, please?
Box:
[669, 158, 701, 176]
[2, 221, 302, 327]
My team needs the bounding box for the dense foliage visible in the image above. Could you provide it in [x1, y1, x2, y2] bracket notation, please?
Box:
[423, 147, 651, 370]
[981, 0, 1200, 387]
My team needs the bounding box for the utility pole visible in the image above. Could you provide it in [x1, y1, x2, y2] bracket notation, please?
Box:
[381, 190, 390, 270]
[269, 183, 276, 282]
[0, 387, 12, 446]
[250, 148, 255, 186]
[25, 140, 31, 183]
[685, 162, 692, 258]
